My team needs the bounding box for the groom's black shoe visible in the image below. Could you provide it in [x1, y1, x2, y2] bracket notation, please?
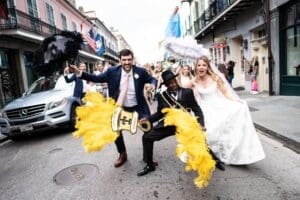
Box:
[216, 161, 225, 171]
[137, 165, 155, 176]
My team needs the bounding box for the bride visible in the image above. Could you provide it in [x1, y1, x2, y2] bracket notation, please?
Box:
[192, 56, 265, 165]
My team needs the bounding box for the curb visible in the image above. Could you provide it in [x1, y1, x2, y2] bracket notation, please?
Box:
[254, 123, 300, 154]
[0, 133, 8, 143]
[0, 136, 8, 143]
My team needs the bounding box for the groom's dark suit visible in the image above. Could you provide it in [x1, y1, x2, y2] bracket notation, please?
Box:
[142, 87, 205, 166]
[81, 65, 157, 153]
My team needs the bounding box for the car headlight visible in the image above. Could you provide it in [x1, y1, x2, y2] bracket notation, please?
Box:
[47, 98, 67, 110]
[0, 110, 4, 117]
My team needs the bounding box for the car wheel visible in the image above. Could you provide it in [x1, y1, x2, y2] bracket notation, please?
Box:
[69, 104, 78, 131]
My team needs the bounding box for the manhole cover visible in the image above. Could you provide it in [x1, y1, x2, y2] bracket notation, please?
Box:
[249, 107, 259, 112]
[53, 163, 99, 186]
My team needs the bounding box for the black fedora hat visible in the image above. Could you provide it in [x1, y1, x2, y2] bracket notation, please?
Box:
[161, 70, 178, 84]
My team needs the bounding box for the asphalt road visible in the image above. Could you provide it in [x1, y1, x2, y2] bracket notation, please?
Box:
[0, 128, 299, 200]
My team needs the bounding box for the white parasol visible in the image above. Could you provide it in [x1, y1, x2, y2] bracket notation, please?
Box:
[163, 36, 210, 60]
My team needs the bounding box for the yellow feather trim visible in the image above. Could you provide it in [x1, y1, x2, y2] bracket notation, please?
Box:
[162, 108, 216, 188]
[73, 92, 119, 153]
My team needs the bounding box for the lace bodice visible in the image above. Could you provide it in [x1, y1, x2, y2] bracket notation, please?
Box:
[195, 81, 221, 101]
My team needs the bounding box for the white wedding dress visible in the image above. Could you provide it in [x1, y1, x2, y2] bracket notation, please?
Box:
[195, 81, 265, 165]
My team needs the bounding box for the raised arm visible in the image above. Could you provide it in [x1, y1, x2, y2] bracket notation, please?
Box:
[64, 74, 76, 83]
[68, 64, 108, 83]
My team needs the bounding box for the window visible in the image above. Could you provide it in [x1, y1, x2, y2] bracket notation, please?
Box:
[61, 14, 67, 30]
[24, 51, 38, 86]
[281, 1, 300, 76]
[27, 0, 38, 17]
[286, 26, 300, 75]
[0, 50, 8, 69]
[46, 3, 55, 26]
[71, 21, 77, 31]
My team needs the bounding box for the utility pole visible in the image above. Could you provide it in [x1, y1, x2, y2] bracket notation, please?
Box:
[264, 0, 274, 95]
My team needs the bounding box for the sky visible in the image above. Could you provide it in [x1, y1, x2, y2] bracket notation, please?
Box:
[76, 0, 181, 64]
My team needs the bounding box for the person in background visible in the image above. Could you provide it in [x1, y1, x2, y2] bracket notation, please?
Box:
[249, 56, 259, 94]
[153, 62, 164, 90]
[94, 63, 105, 75]
[226, 60, 235, 86]
[93, 63, 108, 97]
[176, 64, 194, 88]
[217, 63, 229, 81]
[143, 63, 155, 112]
[64, 62, 89, 100]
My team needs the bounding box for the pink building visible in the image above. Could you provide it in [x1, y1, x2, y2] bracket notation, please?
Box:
[0, 0, 103, 107]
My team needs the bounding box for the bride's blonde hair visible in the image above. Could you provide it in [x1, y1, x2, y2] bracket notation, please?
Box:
[194, 56, 225, 91]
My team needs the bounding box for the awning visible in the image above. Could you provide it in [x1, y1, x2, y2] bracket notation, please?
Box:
[79, 50, 105, 61]
[0, 29, 43, 43]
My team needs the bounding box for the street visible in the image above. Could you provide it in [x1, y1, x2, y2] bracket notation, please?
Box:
[0, 128, 299, 200]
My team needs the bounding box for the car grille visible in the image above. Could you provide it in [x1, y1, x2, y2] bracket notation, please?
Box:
[5, 104, 46, 120]
[9, 116, 45, 126]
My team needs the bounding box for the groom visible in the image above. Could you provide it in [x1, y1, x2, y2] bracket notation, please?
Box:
[68, 49, 157, 168]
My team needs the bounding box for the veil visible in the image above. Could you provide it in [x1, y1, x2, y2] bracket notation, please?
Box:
[162, 36, 240, 101]
[209, 64, 240, 100]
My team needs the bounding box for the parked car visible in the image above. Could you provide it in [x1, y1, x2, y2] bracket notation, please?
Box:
[0, 75, 81, 140]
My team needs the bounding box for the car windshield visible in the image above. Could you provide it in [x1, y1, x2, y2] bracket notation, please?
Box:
[25, 75, 73, 95]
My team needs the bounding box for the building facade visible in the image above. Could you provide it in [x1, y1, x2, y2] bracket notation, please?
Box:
[183, 0, 300, 96]
[83, 10, 119, 65]
[0, 0, 103, 107]
[271, 0, 299, 95]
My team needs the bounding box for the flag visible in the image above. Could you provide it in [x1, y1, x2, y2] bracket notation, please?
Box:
[82, 28, 97, 52]
[164, 6, 181, 60]
[95, 33, 105, 56]
[83, 28, 105, 55]
[0, 0, 9, 20]
[165, 6, 181, 38]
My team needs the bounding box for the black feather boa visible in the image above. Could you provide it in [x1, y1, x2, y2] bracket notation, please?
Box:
[32, 31, 83, 77]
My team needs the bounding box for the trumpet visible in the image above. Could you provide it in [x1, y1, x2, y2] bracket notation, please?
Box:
[160, 91, 193, 115]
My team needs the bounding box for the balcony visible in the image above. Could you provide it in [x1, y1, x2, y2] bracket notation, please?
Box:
[0, 7, 59, 38]
[103, 46, 119, 61]
[194, 0, 257, 39]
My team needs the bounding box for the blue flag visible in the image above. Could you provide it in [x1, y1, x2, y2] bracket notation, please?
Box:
[165, 8, 181, 38]
[95, 33, 105, 56]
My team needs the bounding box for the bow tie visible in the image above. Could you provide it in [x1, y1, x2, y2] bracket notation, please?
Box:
[169, 91, 177, 96]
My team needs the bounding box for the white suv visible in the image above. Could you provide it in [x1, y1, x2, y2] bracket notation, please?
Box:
[0, 75, 81, 140]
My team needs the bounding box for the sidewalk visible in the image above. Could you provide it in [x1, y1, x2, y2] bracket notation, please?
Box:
[238, 91, 300, 152]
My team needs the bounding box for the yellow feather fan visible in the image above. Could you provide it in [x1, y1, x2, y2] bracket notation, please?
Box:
[73, 92, 119, 153]
[162, 108, 216, 188]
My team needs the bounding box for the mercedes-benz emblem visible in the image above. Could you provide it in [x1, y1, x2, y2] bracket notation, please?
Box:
[19, 109, 28, 117]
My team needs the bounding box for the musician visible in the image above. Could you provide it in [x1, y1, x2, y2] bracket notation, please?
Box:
[137, 70, 205, 176]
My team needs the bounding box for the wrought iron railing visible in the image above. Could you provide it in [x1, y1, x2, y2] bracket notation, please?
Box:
[194, 0, 236, 34]
[0, 7, 59, 36]
[104, 46, 119, 58]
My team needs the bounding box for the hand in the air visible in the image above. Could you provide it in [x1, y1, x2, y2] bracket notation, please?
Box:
[68, 64, 80, 75]
[63, 67, 69, 75]
[145, 84, 155, 92]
